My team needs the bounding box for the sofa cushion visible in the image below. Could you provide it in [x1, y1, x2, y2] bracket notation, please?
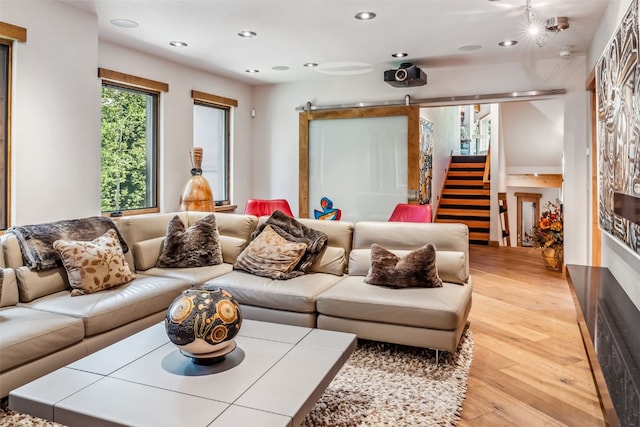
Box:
[234, 225, 307, 279]
[19, 274, 190, 336]
[189, 212, 257, 264]
[139, 263, 233, 286]
[133, 236, 164, 271]
[0, 306, 85, 372]
[351, 222, 469, 282]
[53, 229, 136, 296]
[204, 270, 344, 313]
[316, 275, 472, 331]
[310, 246, 346, 276]
[349, 248, 468, 285]
[15, 266, 69, 302]
[252, 211, 328, 275]
[365, 243, 442, 288]
[7, 216, 129, 271]
[1, 234, 25, 270]
[157, 214, 223, 268]
[0, 268, 18, 308]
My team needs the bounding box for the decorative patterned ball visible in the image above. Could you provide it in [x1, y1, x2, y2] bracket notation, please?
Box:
[165, 288, 242, 356]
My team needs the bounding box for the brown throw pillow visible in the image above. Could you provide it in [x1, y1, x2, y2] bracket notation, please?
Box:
[234, 225, 308, 280]
[157, 214, 223, 268]
[53, 229, 136, 296]
[364, 243, 443, 288]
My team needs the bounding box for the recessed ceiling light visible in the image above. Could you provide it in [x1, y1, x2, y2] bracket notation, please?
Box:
[392, 52, 408, 58]
[458, 44, 482, 52]
[238, 30, 257, 38]
[355, 11, 376, 20]
[272, 66, 290, 71]
[110, 19, 139, 28]
[245, 69, 260, 73]
[498, 40, 518, 47]
[304, 63, 318, 68]
[169, 41, 188, 47]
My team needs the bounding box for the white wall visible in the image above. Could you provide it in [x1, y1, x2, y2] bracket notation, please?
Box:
[1, 1, 254, 225]
[501, 99, 563, 171]
[254, 54, 590, 264]
[419, 106, 459, 216]
[499, 99, 564, 247]
[588, 0, 640, 310]
[98, 41, 254, 213]
[3, 1, 100, 224]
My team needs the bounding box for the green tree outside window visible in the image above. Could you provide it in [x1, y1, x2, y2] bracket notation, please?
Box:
[101, 85, 157, 213]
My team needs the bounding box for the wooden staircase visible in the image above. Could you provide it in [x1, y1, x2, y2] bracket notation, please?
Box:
[435, 155, 490, 245]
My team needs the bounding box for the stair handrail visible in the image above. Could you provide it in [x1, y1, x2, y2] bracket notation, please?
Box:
[482, 146, 491, 189]
[433, 149, 454, 220]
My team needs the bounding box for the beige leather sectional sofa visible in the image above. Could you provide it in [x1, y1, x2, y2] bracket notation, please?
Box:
[0, 211, 472, 397]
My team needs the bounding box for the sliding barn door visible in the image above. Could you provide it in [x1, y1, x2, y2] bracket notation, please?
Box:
[299, 106, 419, 222]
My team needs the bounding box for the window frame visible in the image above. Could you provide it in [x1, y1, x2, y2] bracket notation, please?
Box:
[0, 22, 27, 232]
[0, 39, 11, 231]
[191, 90, 237, 206]
[98, 68, 168, 216]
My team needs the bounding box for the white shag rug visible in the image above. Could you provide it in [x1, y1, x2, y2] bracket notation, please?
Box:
[303, 329, 473, 427]
[1, 330, 473, 427]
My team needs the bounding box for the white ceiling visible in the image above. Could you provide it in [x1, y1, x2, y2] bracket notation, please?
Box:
[60, 0, 609, 86]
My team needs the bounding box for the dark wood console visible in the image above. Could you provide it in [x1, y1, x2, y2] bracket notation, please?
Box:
[566, 265, 639, 427]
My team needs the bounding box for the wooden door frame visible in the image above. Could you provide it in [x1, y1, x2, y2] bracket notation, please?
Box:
[586, 70, 601, 266]
[298, 106, 419, 218]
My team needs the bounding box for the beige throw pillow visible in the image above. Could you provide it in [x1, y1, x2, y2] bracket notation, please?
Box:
[364, 243, 443, 288]
[234, 225, 307, 280]
[53, 229, 136, 296]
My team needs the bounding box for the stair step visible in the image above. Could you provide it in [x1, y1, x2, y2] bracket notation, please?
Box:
[436, 208, 491, 217]
[449, 163, 485, 170]
[442, 188, 490, 196]
[440, 194, 490, 201]
[447, 170, 484, 177]
[452, 155, 486, 163]
[434, 218, 490, 229]
[470, 239, 489, 246]
[469, 231, 490, 241]
[445, 180, 485, 187]
[439, 198, 490, 206]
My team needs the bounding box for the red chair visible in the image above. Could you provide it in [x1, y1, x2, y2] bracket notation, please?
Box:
[244, 199, 294, 217]
[388, 203, 432, 223]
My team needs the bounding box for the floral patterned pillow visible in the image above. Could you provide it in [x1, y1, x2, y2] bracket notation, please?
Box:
[234, 225, 307, 280]
[53, 229, 136, 296]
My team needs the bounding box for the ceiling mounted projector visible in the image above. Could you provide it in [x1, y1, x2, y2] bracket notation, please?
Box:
[384, 63, 427, 87]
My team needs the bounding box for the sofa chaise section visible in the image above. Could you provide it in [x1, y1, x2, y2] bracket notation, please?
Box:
[317, 221, 473, 352]
[0, 268, 86, 397]
[0, 228, 193, 397]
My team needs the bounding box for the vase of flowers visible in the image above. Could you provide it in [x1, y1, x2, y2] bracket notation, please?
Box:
[526, 202, 564, 271]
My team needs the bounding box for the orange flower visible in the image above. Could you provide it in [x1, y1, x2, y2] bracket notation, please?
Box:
[539, 218, 551, 229]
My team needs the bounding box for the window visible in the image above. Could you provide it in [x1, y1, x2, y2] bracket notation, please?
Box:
[192, 90, 237, 205]
[0, 40, 10, 230]
[0, 22, 27, 231]
[99, 68, 168, 215]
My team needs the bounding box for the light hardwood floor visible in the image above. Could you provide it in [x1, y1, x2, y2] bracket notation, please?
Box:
[459, 245, 606, 426]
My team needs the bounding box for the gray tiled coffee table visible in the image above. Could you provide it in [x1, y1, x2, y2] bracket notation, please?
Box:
[9, 319, 357, 427]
